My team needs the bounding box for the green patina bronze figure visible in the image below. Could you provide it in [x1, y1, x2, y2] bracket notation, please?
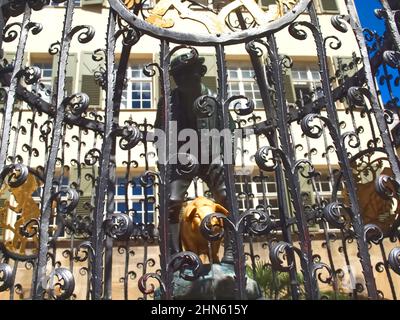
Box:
[155, 51, 235, 264]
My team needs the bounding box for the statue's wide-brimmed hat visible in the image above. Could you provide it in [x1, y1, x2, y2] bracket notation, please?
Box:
[170, 52, 205, 75]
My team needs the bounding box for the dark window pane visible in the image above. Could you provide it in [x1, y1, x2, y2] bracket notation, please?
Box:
[320, 0, 338, 11]
[142, 92, 151, 100]
[132, 83, 140, 91]
[146, 212, 154, 224]
[117, 202, 127, 213]
[132, 178, 142, 195]
[133, 201, 142, 212]
[267, 182, 277, 193]
[133, 212, 142, 224]
[142, 82, 151, 90]
[116, 177, 126, 195]
[132, 100, 140, 108]
[146, 203, 154, 212]
[256, 182, 263, 194]
[146, 186, 154, 196]
[143, 101, 151, 109]
[132, 91, 140, 100]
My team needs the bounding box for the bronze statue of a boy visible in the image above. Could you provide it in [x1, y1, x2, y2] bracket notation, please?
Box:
[155, 51, 235, 264]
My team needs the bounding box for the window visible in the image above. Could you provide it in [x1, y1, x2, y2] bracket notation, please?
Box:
[121, 63, 153, 109]
[314, 174, 333, 193]
[234, 175, 279, 219]
[132, 201, 155, 224]
[32, 62, 53, 103]
[50, 0, 81, 7]
[115, 176, 155, 224]
[291, 66, 321, 101]
[317, 0, 339, 13]
[227, 65, 262, 108]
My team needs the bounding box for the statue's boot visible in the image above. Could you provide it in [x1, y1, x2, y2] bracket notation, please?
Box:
[221, 230, 235, 264]
[169, 223, 181, 256]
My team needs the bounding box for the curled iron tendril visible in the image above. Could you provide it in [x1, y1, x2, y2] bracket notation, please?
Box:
[74, 241, 94, 263]
[0, 263, 13, 292]
[331, 15, 349, 33]
[18, 66, 41, 85]
[143, 62, 162, 78]
[52, 186, 79, 214]
[269, 241, 295, 272]
[341, 131, 360, 149]
[170, 153, 199, 178]
[301, 113, 324, 139]
[68, 25, 95, 44]
[49, 41, 61, 56]
[84, 148, 101, 166]
[63, 93, 90, 116]
[323, 202, 352, 230]
[294, 159, 316, 178]
[200, 212, 227, 241]
[245, 40, 266, 58]
[241, 209, 274, 235]
[388, 247, 400, 275]
[49, 267, 75, 300]
[255, 146, 279, 172]
[0, 163, 29, 188]
[193, 95, 217, 118]
[119, 124, 142, 150]
[92, 48, 106, 63]
[375, 174, 399, 200]
[363, 224, 383, 244]
[347, 87, 368, 107]
[324, 36, 342, 50]
[288, 21, 312, 41]
[225, 95, 255, 116]
[138, 273, 165, 295]
[103, 213, 133, 240]
[3, 22, 21, 42]
[139, 171, 158, 188]
[26, 22, 43, 35]
[383, 51, 400, 69]
[168, 251, 203, 281]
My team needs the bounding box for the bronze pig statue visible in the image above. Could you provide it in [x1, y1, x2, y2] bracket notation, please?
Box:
[180, 197, 229, 264]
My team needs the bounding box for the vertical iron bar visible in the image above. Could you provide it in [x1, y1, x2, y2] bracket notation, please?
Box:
[159, 39, 172, 300]
[380, 0, 400, 51]
[0, 4, 31, 173]
[307, 2, 378, 298]
[103, 27, 136, 301]
[215, 44, 247, 300]
[267, 34, 319, 300]
[90, 9, 117, 300]
[32, 0, 75, 299]
[346, 0, 400, 187]
[247, 42, 300, 299]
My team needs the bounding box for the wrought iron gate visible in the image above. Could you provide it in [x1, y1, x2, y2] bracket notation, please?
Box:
[0, 0, 399, 300]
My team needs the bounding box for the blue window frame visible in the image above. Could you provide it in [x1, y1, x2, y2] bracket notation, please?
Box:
[114, 175, 155, 224]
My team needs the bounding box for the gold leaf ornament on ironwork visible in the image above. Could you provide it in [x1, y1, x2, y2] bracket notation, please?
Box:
[0, 173, 42, 257]
[342, 159, 398, 235]
[140, 0, 300, 34]
[124, 0, 142, 9]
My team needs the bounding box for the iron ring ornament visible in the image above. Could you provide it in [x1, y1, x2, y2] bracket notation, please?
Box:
[109, 0, 311, 45]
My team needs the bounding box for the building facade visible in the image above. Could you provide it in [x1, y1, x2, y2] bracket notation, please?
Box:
[0, 0, 400, 300]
